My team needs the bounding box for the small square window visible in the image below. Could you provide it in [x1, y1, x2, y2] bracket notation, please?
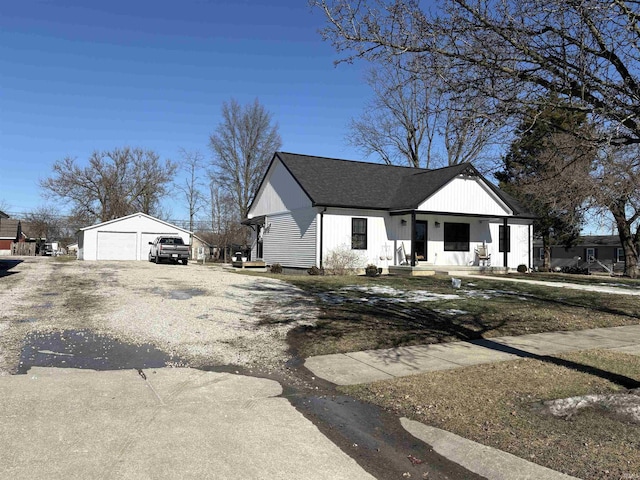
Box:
[444, 222, 470, 251]
[351, 218, 367, 250]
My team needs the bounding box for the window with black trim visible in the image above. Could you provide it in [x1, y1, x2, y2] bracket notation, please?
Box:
[351, 218, 367, 250]
[499, 225, 511, 253]
[617, 247, 624, 263]
[444, 222, 469, 251]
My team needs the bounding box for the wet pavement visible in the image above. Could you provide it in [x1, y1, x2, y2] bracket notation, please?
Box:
[17, 330, 180, 374]
[11, 330, 483, 479]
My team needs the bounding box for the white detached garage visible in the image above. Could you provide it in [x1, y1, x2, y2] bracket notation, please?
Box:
[78, 212, 191, 261]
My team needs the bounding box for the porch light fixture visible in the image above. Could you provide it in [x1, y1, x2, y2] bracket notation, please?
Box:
[435, 222, 441, 228]
[401, 219, 407, 225]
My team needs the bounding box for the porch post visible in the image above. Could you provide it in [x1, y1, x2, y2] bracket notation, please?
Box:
[503, 217, 508, 269]
[411, 211, 416, 267]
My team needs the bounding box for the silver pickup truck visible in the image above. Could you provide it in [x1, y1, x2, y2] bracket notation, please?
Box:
[148, 236, 190, 265]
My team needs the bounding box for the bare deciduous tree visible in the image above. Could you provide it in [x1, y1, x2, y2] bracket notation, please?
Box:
[23, 206, 65, 243]
[349, 54, 499, 169]
[209, 98, 282, 221]
[41, 147, 176, 223]
[208, 177, 244, 262]
[591, 146, 640, 277]
[348, 58, 441, 168]
[176, 149, 205, 233]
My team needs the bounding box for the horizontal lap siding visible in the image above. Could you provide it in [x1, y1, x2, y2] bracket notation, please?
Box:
[264, 209, 317, 268]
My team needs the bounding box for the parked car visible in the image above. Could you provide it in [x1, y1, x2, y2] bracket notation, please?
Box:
[148, 236, 190, 265]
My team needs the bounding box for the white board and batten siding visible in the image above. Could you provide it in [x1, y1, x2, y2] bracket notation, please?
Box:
[79, 213, 191, 261]
[419, 176, 512, 216]
[249, 159, 312, 217]
[322, 209, 393, 268]
[262, 208, 317, 268]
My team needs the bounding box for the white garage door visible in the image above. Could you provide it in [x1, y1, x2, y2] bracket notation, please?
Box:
[97, 231, 137, 260]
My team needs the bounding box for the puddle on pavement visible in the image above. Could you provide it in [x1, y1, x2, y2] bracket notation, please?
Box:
[150, 287, 206, 300]
[17, 330, 181, 374]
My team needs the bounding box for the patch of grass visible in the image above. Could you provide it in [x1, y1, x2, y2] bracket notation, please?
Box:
[341, 350, 640, 479]
[280, 274, 640, 357]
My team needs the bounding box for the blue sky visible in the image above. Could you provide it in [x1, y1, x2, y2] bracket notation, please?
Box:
[0, 0, 369, 219]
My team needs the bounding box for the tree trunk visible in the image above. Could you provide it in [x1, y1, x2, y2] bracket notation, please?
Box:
[611, 202, 640, 278]
[541, 231, 552, 271]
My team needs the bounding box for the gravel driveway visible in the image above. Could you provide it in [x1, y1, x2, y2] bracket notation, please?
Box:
[0, 257, 317, 375]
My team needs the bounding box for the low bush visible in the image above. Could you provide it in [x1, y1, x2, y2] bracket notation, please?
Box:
[270, 263, 283, 274]
[365, 264, 381, 277]
[323, 245, 362, 275]
[517, 264, 528, 273]
[307, 265, 325, 276]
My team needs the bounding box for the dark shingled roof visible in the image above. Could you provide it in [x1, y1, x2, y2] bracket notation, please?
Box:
[268, 152, 533, 217]
[534, 235, 622, 247]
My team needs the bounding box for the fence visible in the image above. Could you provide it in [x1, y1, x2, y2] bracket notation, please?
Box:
[11, 242, 37, 256]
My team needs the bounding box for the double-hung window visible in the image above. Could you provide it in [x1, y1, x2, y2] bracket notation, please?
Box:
[351, 218, 367, 250]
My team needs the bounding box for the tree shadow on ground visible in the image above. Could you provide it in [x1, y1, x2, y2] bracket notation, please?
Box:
[0, 259, 22, 278]
[473, 339, 640, 389]
[242, 279, 640, 389]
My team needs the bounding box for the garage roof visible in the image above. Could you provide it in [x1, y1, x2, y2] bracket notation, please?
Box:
[80, 212, 192, 234]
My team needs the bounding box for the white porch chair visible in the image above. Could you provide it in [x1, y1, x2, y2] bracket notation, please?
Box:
[475, 243, 491, 266]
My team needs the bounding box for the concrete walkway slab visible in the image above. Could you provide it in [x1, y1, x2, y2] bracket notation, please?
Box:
[347, 347, 461, 376]
[539, 329, 636, 350]
[401, 418, 580, 480]
[0, 367, 375, 480]
[464, 274, 640, 296]
[304, 353, 394, 386]
[305, 325, 640, 386]
[489, 335, 579, 356]
[609, 344, 640, 356]
[416, 341, 520, 366]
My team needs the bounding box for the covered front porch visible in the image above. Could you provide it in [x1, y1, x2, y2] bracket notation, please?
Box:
[388, 210, 533, 273]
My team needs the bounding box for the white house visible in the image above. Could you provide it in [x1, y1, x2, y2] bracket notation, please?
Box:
[243, 152, 536, 273]
[78, 212, 192, 261]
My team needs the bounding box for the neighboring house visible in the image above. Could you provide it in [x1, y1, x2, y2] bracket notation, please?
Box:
[67, 243, 79, 256]
[190, 234, 213, 261]
[533, 236, 625, 273]
[0, 218, 40, 256]
[78, 212, 192, 261]
[243, 152, 536, 273]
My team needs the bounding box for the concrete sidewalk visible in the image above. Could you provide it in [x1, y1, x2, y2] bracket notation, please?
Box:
[464, 274, 640, 296]
[305, 324, 640, 386]
[0, 367, 373, 480]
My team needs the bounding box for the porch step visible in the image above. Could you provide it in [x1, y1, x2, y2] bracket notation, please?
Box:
[388, 265, 509, 277]
[231, 260, 266, 269]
